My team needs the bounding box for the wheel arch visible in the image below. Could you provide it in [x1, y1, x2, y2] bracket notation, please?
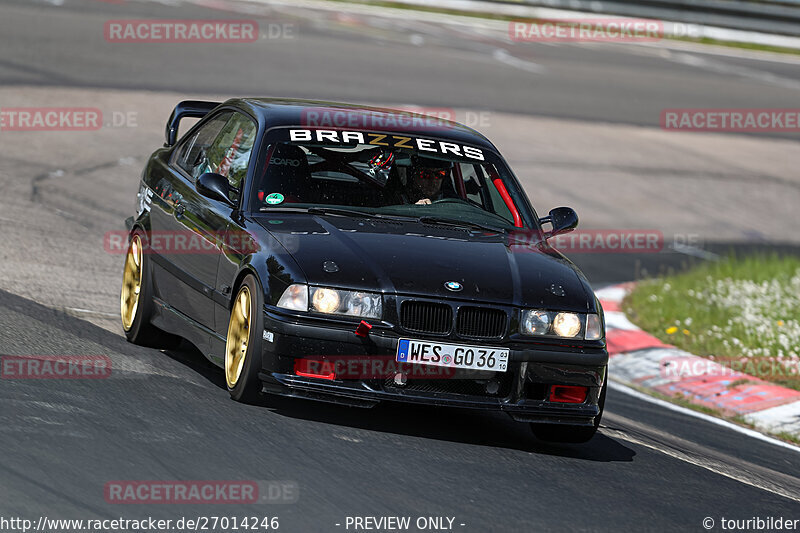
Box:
[229, 264, 264, 311]
[127, 210, 153, 242]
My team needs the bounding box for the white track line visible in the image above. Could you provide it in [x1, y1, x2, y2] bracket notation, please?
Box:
[608, 380, 800, 454]
[603, 412, 800, 504]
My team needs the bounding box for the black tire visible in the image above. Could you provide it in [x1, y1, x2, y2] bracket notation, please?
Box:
[531, 374, 607, 444]
[225, 274, 264, 403]
[121, 230, 181, 349]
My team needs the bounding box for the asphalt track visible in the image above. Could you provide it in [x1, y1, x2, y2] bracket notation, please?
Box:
[1, 0, 800, 531]
[3, 0, 800, 132]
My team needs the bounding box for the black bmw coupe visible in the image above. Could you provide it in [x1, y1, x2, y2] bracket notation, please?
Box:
[121, 98, 607, 443]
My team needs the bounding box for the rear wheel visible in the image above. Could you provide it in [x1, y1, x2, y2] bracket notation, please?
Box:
[225, 275, 264, 403]
[120, 231, 179, 348]
[531, 375, 607, 444]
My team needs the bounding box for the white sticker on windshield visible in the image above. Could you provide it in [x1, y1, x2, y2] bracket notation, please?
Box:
[288, 129, 485, 161]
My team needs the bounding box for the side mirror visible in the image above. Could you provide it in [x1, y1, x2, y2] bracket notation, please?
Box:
[540, 206, 578, 238]
[196, 172, 235, 207]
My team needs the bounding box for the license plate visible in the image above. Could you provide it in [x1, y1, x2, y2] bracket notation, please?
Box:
[396, 339, 509, 372]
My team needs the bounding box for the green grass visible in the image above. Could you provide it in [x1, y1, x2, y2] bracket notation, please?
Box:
[624, 255, 800, 390]
[776, 431, 800, 445]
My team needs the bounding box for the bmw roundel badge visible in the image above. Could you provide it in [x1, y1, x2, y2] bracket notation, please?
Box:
[444, 281, 463, 292]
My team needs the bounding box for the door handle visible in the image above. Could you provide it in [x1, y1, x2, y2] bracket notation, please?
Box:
[175, 202, 186, 218]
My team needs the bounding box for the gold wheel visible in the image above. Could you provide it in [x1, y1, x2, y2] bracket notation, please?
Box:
[121, 234, 143, 331]
[225, 285, 252, 388]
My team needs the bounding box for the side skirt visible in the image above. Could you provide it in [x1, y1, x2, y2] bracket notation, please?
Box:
[150, 297, 226, 368]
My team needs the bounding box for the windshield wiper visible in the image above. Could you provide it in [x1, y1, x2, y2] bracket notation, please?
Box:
[259, 206, 311, 213]
[417, 216, 506, 234]
[307, 207, 385, 219]
[309, 208, 422, 223]
[259, 205, 415, 222]
[258, 206, 374, 217]
[262, 207, 502, 231]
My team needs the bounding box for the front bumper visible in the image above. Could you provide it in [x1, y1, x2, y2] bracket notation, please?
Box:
[259, 309, 608, 426]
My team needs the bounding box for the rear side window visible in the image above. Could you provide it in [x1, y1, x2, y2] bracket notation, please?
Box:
[175, 112, 231, 179]
[174, 111, 258, 204]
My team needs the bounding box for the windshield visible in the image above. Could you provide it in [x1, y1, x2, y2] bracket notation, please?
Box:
[250, 127, 534, 231]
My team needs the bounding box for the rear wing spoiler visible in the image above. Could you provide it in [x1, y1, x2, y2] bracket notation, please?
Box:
[164, 100, 221, 147]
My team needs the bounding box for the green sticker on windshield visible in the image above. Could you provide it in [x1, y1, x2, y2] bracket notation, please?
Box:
[265, 192, 284, 205]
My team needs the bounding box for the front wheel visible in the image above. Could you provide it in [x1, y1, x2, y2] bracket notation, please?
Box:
[225, 275, 264, 403]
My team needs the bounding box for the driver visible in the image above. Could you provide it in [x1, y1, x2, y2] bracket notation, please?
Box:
[409, 161, 450, 205]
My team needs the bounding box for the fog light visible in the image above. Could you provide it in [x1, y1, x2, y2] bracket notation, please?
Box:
[294, 358, 336, 380]
[549, 385, 588, 404]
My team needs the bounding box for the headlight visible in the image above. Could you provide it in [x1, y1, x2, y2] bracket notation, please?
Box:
[343, 291, 382, 319]
[310, 287, 382, 319]
[520, 309, 602, 340]
[277, 284, 308, 311]
[520, 310, 551, 335]
[311, 288, 340, 314]
[553, 312, 582, 338]
[585, 314, 603, 340]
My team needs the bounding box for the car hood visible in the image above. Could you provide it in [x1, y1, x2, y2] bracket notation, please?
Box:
[255, 215, 593, 310]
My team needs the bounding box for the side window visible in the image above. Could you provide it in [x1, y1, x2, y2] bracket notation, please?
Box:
[458, 163, 484, 206]
[484, 167, 515, 224]
[203, 112, 258, 201]
[464, 163, 514, 225]
[175, 112, 232, 178]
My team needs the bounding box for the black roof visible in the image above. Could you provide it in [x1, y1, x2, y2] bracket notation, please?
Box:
[227, 98, 499, 152]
